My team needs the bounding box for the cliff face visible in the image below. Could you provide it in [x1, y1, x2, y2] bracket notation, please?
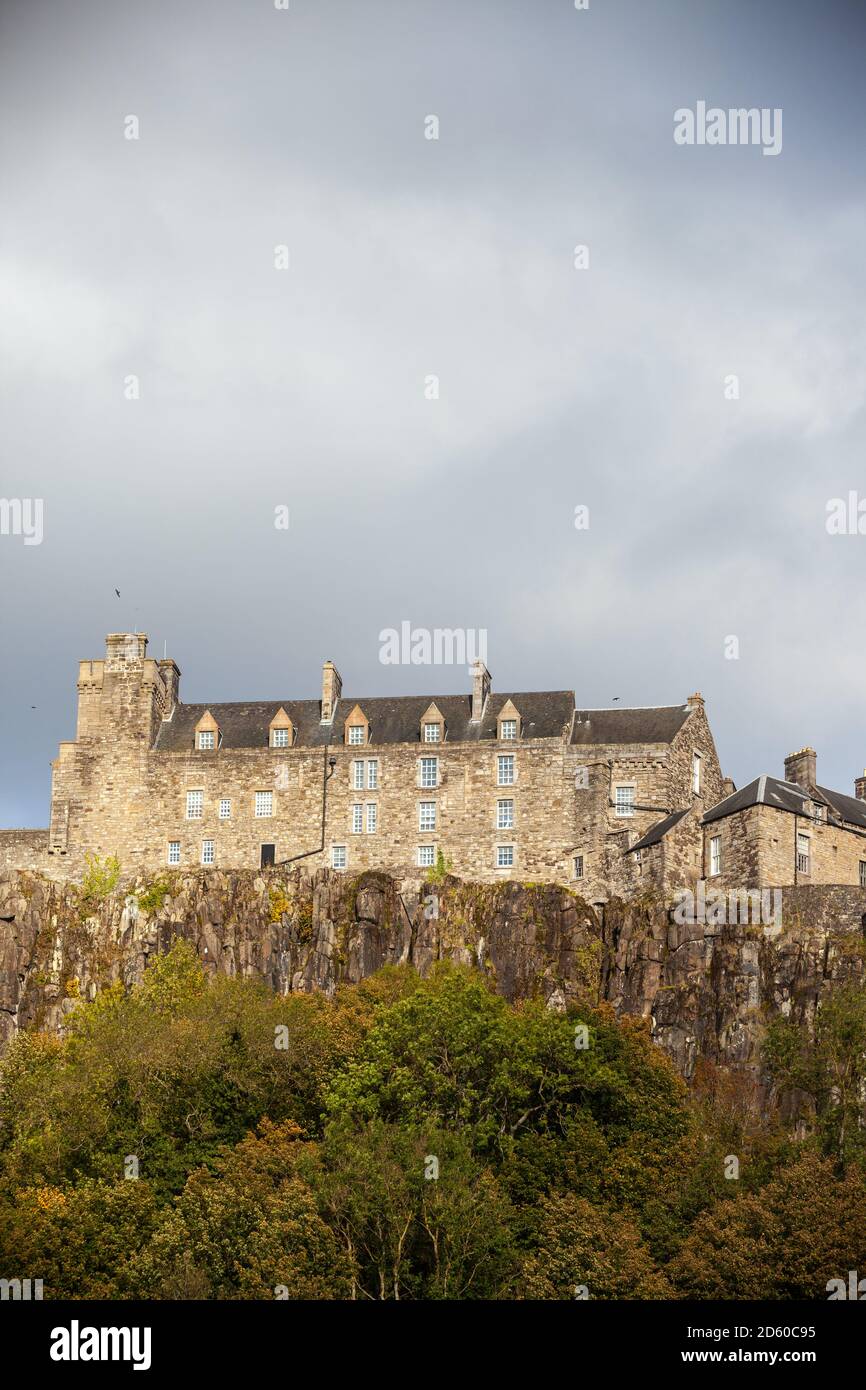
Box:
[1, 868, 864, 1080]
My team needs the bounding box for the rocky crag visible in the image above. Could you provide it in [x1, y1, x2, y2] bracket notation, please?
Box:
[1, 868, 864, 1081]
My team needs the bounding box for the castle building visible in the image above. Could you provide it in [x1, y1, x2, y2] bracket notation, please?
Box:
[700, 747, 866, 890]
[0, 632, 727, 899]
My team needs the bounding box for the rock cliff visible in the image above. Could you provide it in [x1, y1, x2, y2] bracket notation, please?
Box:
[1, 868, 864, 1081]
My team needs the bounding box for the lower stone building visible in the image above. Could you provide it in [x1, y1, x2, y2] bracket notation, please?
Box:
[0, 631, 727, 900]
[700, 747, 866, 890]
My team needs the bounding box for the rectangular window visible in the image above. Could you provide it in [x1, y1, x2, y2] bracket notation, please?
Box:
[496, 845, 514, 868]
[420, 756, 438, 788]
[352, 760, 365, 790]
[500, 719, 517, 740]
[186, 790, 203, 820]
[419, 801, 436, 832]
[710, 835, 721, 877]
[272, 727, 289, 748]
[198, 730, 215, 750]
[797, 833, 810, 875]
[331, 845, 346, 870]
[348, 725, 364, 745]
[418, 844, 436, 867]
[218, 797, 231, 820]
[201, 839, 215, 865]
[692, 752, 701, 795]
[497, 798, 514, 830]
[860, 861, 866, 888]
[573, 854, 584, 880]
[167, 841, 180, 865]
[423, 722, 441, 743]
[255, 791, 273, 818]
[367, 759, 378, 789]
[497, 754, 515, 786]
[366, 803, 377, 833]
[351, 804, 363, 834]
[614, 786, 635, 817]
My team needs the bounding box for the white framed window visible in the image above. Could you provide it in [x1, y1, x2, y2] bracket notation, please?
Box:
[348, 725, 364, 745]
[497, 754, 515, 786]
[201, 839, 215, 865]
[860, 861, 866, 888]
[186, 790, 203, 820]
[692, 752, 701, 795]
[497, 798, 514, 830]
[420, 756, 438, 788]
[352, 804, 363, 834]
[272, 727, 289, 748]
[167, 840, 180, 865]
[418, 844, 436, 867]
[419, 801, 436, 832]
[614, 785, 635, 817]
[367, 759, 378, 789]
[352, 760, 365, 790]
[500, 719, 517, 740]
[366, 803, 378, 833]
[423, 722, 441, 743]
[332, 845, 347, 870]
[198, 730, 215, 750]
[255, 790, 273, 818]
[709, 835, 721, 877]
[496, 844, 514, 868]
[573, 854, 584, 880]
[797, 833, 810, 875]
[219, 797, 231, 820]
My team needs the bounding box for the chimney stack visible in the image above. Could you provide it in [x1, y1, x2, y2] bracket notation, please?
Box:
[784, 747, 817, 790]
[321, 660, 342, 724]
[855, 770, 866, 801]
[159, 658, 181, 720]
[686, 691, 704, 710]
[470, 661, 492, 722]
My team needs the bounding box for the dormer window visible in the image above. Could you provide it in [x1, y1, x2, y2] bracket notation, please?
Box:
[344, 705, 369, 746]
[194, 711, 220, 751]
[420, 703, 445, 745]
[497, 700, 521, 741]
[269, 708, 294, 749]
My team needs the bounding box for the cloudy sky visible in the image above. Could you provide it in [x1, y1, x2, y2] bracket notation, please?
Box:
[1, 0, 865, 826]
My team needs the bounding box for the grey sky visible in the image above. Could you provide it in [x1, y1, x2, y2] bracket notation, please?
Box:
[2, 0, 865, 826]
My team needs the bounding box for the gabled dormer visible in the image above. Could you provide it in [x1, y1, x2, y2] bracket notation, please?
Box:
[420, 701, 445, 744]
[344, 704, 370, 747]
[269, 707, 294, 749]
[194, 710, 220, 751]
[497, 699, 521, 742]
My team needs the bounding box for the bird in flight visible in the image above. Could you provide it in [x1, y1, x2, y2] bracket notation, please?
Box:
[115, 588, 121, 598]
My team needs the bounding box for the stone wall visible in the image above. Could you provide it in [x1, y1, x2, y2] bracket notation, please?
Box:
[707, 803, 866, 889]
[0, 830, 49, 873]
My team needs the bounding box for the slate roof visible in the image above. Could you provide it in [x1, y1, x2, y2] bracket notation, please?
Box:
[624, 807, 692, 855]
[702, 776, 866, 831]
[154, 691, 576, 751]
[571, 705, 692, 746]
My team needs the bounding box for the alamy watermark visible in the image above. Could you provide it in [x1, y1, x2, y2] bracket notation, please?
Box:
[672, 884, 782, 929]
[0, 498, 43, 546]
[674, 102, 782, 157]
[379, 622, 487, 669]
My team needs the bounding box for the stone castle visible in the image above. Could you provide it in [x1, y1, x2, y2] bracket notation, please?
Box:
[2, 631, 866, 904]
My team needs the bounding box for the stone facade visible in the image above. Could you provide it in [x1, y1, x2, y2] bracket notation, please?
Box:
[702, 749, 866, 891]
[6, 632, 725, 897]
